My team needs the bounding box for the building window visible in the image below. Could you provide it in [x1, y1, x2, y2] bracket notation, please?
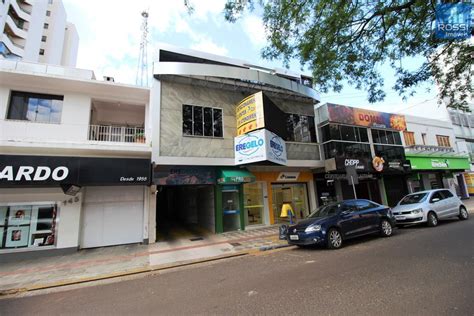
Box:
[422, 133, 427, 145]
[182, 104, 223, 137]
[41, 36, 47, 42]
[6, 91, 63, 123]
[48, 0, 53, 4]
[436, 135, 451, 147]
[320, 123, 368, 143]
[371, 129, 402, 145]
[323, 141, 371, 160]
[286, 114, 316, 143]
[46, 10, 51, 16]
[0, 204, 58, 249]
[44, 23, 49, 29]
[404, 131, 415, 146]
[39, 49, 45, 55]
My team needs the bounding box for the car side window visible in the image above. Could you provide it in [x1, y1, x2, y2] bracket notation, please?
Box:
[430, 192, 444, 203]
[440, 190, 453, 199]
[341, 202, 357, 213]
[354, 200, 376, 211]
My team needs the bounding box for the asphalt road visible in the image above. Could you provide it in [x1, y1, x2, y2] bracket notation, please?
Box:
[1, 218, 473, 315]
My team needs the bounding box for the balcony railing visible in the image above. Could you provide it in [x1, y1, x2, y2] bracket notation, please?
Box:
[88, 125, 146, 143]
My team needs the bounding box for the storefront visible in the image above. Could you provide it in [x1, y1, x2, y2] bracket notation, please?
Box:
[315, 103, 410, 207]
[246, 171, 316, 225]
[405, 154, 471, 198]
[0, 155, 151, 254]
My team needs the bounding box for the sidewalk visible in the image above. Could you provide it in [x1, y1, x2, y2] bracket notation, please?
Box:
[0, 226, 288, 295]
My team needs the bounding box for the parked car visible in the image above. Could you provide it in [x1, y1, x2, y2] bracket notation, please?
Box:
[392, 189, 469, 227]
[286, 199, 395, 249]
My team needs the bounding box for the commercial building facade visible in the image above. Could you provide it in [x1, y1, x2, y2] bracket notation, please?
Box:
[150, 44, 322, 239]
[0, 0, 78, 67]
[0, 60, 152, 256]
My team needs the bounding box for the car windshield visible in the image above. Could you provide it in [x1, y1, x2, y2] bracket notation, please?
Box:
[308, 203, 340, 218]
[399, 193, 428, 205]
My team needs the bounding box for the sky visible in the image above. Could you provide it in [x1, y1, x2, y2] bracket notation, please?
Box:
[62, 0, 447, 120]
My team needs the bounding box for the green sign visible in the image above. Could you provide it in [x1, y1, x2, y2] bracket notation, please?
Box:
[217, 168, 256, 184]
[406, 155, 470, 170]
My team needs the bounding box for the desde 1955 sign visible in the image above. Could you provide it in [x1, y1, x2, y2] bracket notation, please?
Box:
[234, 129, 287, 166]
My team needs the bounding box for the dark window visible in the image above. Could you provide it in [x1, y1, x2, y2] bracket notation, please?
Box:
[393, 131, 402, 145]
[182, 105, 223, 138]
[41, 36, 47, 42]
[46, 10, 51, 16]
[203, 108, 213, 137]
[286, 114, 316, 143]
[340, 125, 356, 141]
[182, 105, 193, 135]
[372, 129, 402, 145]
[7, 91, 63, 123]
[358, 127, 369, 142]
[44, 23, 49, 29]
[39, 49, 45, 55]
[324, 141, 371, 160]
[386, 131, 395, 144]
[440, 190, 454, 198]
[374, 145, 405, 161]
[192, 106, 203, 136]
[430, 191, 444, 202]
[212, 108, 223, 137]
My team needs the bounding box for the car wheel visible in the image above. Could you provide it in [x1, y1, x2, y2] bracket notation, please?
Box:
[459, 206, 469, 220]
[380, 219, 393, 237]
[327, 228, 342, 249]
[427, 211, 438, 227]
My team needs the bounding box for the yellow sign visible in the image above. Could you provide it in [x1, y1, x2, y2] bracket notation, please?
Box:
[236, 91, 265, 135]
[464, 172, 474, 195]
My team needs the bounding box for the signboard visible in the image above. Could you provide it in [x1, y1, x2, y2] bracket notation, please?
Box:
[154, 167, 215, 185]
[276, 172, 300, 182]
[407, 155, 470, 170]
[332, 157, 370, 173]
[236, 91, 265, 136]
[327, 103, 407, 131]
[234, 129, 287, 166]
[0, 155, 151, 187]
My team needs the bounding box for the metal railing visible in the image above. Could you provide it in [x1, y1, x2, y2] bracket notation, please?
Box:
[88, 125, 145, 143]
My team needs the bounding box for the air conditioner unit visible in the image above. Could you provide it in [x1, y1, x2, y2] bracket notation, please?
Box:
[103, 76, 115, 82]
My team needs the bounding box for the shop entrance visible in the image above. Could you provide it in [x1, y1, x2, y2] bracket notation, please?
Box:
[341, 179, 382, 204]
[155, 185, 215, 242]
[272, 183, 310, 224]
[384, 175, 408, 207]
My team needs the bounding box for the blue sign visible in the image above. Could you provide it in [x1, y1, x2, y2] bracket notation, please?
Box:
[270, 136, 284, 157]
[235, 134, 264, 156]
[435, 3, 472, 39]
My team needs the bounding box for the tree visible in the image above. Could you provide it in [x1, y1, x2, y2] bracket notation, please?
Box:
[188, 0, 473, 111]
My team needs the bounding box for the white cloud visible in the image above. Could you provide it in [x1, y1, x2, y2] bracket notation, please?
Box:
[191, 38, 228, 56]
[242, 14, 266, 48]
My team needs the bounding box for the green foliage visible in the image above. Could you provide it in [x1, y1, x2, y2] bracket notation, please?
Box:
[218, 0, 472, 111]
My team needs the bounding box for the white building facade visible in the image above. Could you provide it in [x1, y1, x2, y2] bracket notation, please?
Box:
[0, 59, 153, 257]
[0, 0, 78, 67]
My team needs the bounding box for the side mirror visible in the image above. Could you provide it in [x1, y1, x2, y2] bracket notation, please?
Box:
[431, 197, 440, 203]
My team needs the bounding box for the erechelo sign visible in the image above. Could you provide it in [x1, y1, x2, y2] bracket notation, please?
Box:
[234, 129, 287, 166]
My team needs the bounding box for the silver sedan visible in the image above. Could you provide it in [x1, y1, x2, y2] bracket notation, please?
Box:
[391, 189, 469, 227]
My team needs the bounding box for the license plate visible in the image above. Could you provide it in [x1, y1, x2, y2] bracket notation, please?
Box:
[290, 235, 299, 240]
[395, 215, 406, 220]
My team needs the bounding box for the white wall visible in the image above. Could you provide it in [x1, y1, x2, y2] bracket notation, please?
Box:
[61, 22, 78, 67]
[0, 187, 82, 250]
[0, 85, 91, 143]
[404, 115, 457, 149]
[22, 0, 47, 62]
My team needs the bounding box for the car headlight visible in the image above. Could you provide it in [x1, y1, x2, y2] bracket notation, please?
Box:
[411, 208, 423, 214]
[305, 225, 321, 233]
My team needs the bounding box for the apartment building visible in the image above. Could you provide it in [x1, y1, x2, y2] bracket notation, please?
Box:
[0, 0, 78, 67]
[0, 59, 152, 256]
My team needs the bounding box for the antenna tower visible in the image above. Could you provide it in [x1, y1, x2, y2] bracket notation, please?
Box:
[136, 10, 149, 86]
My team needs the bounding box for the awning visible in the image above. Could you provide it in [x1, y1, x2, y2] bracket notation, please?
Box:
[406, 154, 471, 171]
[217, 168, 256, 184]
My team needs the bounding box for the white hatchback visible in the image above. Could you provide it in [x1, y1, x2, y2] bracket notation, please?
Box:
[392, 189, 469, 227]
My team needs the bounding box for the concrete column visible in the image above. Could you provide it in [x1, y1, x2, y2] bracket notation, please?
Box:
[335, 180, 343, 201]
[378, 179, 388, 205]
[146, 185, 156, 244]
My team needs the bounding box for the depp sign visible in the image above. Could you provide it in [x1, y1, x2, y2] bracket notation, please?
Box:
[0, 155, 151, 187]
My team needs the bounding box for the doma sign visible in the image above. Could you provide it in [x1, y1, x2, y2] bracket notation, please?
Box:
[235, 129, 287, 165]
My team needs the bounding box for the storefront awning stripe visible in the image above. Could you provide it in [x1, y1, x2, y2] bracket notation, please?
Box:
[217, 168, 256, 184]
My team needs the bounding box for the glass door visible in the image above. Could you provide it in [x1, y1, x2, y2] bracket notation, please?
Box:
[272, 183, 310, 224]
[243, 182, 264, 226]
[222, 185, 241, 232]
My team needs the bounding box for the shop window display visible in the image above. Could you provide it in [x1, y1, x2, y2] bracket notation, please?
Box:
[0, 204, 58, 249]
